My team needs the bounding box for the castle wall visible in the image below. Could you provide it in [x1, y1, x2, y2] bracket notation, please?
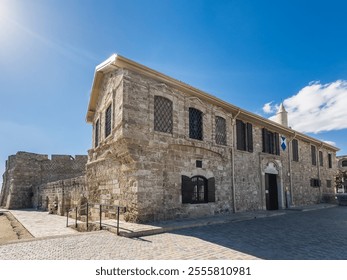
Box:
[32, 176, 87, 215]
[0, 152, 87, 209]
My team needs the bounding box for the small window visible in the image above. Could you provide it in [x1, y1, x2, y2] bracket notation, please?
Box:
[189, 108, 203, 140]
[311, 145, 317, 166]
[310, 178, 321, 187]
[196, 160, 202, 168]
[328, 154, 332, 168]
[105, 104, 112, 138]
[292, 139, 299, 161]
[327, 180, 332, 188]
[181, 175, 215, 204]
[215, 116, 227, 145]
[154, 96, 173, 133]
[95, 119, 99, 148]
[319, 151, 323, 167]
[236, 120, 253, 152]
[262, 128, 279, 155]
[342, 160, 347, 167]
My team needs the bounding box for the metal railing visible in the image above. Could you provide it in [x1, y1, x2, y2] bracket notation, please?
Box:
[66, 202, 126, 235]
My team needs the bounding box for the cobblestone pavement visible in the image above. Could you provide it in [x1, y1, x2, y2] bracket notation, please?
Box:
[0, 207, 347, 260]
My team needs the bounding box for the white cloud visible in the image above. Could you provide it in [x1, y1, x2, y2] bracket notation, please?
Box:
[321, 140, 337, 147]
[263, 102, 274, 114]
[266, 80, 347, 134]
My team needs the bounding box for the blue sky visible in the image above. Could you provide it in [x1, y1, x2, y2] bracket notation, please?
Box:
[1, 0, 347, 184]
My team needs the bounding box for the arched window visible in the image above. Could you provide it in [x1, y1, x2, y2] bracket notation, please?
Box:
[189, 108, 203, 140]
[215, 116, 227, 145]
[105, 104, 112, 138]
[154, 96, 173, 133]
[342, 160, 347, 167]
[181, 175, 215, 204]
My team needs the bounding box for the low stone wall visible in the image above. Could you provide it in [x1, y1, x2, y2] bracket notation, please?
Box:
[33, 176, 87, 216]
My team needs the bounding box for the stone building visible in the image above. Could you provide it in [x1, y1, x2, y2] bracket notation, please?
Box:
[0, 152, 87, 214]
[336, 155, 347, 193]
[85, 54, 339, 222]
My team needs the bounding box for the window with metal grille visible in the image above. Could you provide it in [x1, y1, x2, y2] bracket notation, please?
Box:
[236, 119, 253, 152]
[181, 175, 215, 204]
[327, 180, 332, 188]
[154, 96, 173, 133]
[328, 153, 332, 168]
[342, 160, 347, 167]
[105, 104, 112, 138]
[262, 128, 279, 155]
[311, 145, 317, 166]
[292, 139, 299, 161]
[215, 116, 226, 145]
[310, 178, 321, 187]
[95, 119, 99, 148]
[319, 151, 323, 166]
[189, 108, 203, 140]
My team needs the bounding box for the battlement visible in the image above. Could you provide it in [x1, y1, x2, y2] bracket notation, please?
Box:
[0, 151, 88, 209]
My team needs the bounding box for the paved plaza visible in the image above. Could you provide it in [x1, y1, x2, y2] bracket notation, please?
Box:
[0, 205, 347, 260]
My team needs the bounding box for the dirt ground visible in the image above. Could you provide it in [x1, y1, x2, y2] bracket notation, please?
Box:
[0, 212, 33, 244]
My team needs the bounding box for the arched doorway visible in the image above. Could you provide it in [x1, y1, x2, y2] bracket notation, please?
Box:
[265, 173, 279, 210]
[264, 162, 280, 210]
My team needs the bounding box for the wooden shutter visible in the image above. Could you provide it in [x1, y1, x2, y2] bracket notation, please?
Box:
[328, 154, 332, 168]
[207, 177, 215, 202]
[311, 145, 317, 165]
[292, 139, 299, 161]
[236, 119, 245, 151]
[274, 133, 280, 155]
[247, 123, 253, 152]
[181, 175, 193, 204]
[262, 128, 268, 153]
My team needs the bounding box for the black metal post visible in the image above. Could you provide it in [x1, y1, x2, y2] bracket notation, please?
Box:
[86, 202, 89, 231]
[117, 206, 120, 235]
[99, 204, 102, 230]
[75, 206, 77, 228]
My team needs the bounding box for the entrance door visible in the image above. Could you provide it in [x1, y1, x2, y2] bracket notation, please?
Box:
[265, 173, 279, 210]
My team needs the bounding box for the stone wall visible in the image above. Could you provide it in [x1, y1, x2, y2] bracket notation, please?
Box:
[32, 176, 87, 216]
[86, 67, 338, 223]
[0, 152, 88, 209]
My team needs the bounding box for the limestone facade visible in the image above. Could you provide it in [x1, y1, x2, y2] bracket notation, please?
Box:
[85, 54, 339, 222]
[0, 55, 339, 222]
[336, 155, 347, 193]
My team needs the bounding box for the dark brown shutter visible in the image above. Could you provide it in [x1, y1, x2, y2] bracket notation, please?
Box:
[247, 123, 253, 152]
[236, 120, 244, 150]
[181, 175, 193, 204]
[292, 139, 299, 161]
[328, 154, 332, 168]
[311, 145, 317, 165]
[262, 128, 268, 153]
[207, 177, 215, 202]
[274, 133, 280, 155]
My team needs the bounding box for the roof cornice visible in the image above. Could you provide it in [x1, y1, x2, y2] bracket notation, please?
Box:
[86, 54, 339, 152]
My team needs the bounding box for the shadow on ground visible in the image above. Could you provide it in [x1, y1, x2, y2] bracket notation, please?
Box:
[167, 207, 347, 260]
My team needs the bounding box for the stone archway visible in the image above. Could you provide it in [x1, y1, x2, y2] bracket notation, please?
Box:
[260, 158, 285, 210]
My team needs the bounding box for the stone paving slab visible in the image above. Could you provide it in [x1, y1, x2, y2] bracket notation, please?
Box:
[0, 205, 345, 260]
[2, 203, 337, 241]
[102, 203, 337, 237]
[7, 209, 78, 238]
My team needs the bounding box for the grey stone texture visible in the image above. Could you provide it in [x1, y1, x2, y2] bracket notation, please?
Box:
[86, 56, 338, 223]
[0, 55, 339, 223]
[0, 152, 87, 211]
